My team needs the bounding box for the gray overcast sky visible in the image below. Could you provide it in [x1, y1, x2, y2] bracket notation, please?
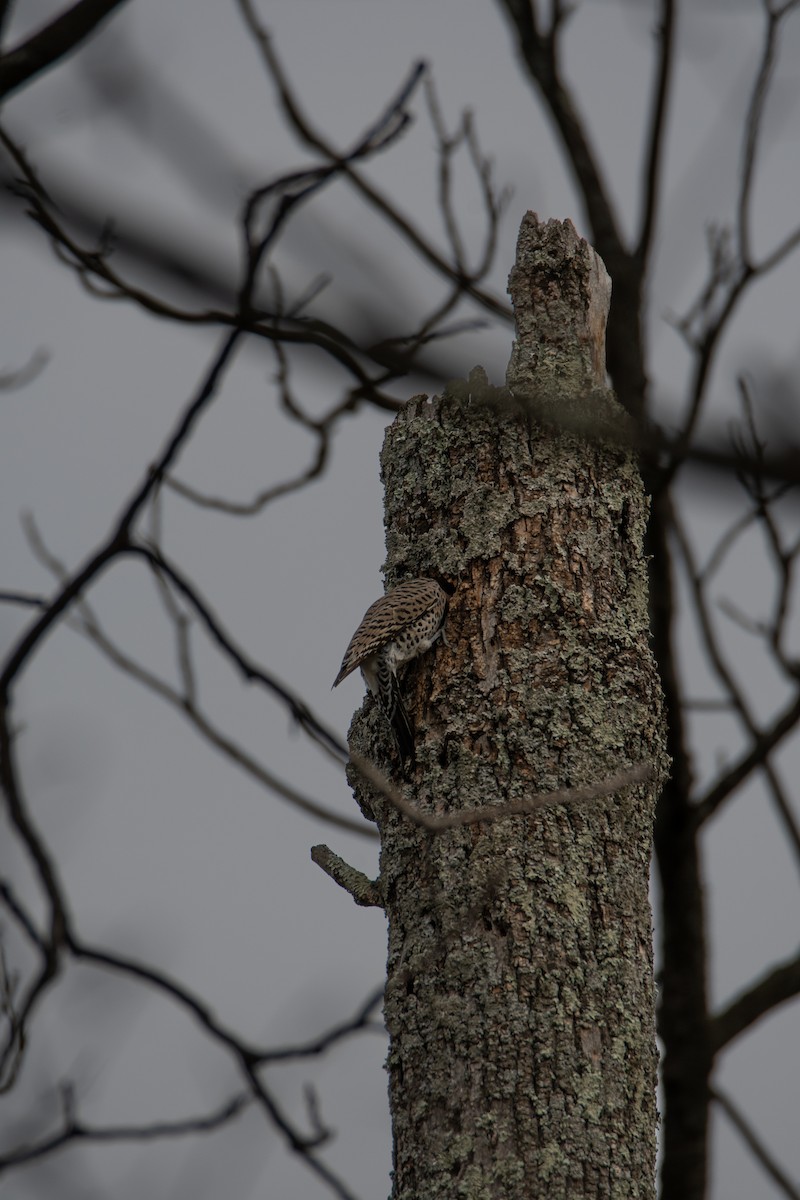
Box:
[1, 2, 799, 1197]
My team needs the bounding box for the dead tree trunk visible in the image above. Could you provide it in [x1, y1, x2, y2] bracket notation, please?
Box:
[347, 214, 667, 1199]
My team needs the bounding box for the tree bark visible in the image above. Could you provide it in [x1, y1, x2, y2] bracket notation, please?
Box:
[349, 214, 667, 1200]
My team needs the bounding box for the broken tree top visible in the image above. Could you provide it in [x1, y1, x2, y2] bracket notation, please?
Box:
[506, 214, 611, 399]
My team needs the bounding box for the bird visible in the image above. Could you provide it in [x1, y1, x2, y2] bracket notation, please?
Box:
[333, 578, 448, 762]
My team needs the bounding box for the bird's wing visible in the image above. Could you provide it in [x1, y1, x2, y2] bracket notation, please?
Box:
[332, 579, 443, 688]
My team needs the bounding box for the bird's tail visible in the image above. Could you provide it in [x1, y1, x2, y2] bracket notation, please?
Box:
[381, 671, 415, 764]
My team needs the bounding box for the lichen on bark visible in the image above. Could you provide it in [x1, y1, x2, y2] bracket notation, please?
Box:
[347, 215, 667, 1200]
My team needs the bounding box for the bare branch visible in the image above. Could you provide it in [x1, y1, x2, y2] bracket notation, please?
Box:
[77, 601, 373, 838]
[21, 520, 374, 840]
[637, 0, 676, 264]
[0, 329, 241, 697]
[0, 2, 13, 41]
[143, 515, 198, 706]
[495, 1, 654, 417]
[737, 0, 800, 269]
[731, 380, 800, 678]
[0, 592, 48, 610]
[0, 349, 49, 391]
[0, 880, 50, 1090]
[0, 146, 476, 408]
[0, 0, 130, 100]
[0, 328, 251, 1092]
[681, 698, 734, 713]
[351, 754, 653, 832]
[700, 506, 763, 586]
[711, 1085, 800, 1200]
[753, 219, 800, 276]
[672, 507, 800, 861]
[0, 882, 45, 952]
[687, 430, 800, 491]
[165, 328, 337, 516]
[237, 0, 510, 325]
[694, 690, 800, 826]
[0, 1091, 251, 1171]
[424, 76, 471, 275]
[130, 544, 350, 764]
[495, 0, 622, 258]
[0, 939, 24, 1094]
[663, 0, 800, 484]
[0, 864, 383, 1189]
[0, 128, 405, 411]
[258, 985, 385, 1063]
[709, 949, 800, 1054]
[0, 723, 71, 1085]
[53, 938, 362, 1199]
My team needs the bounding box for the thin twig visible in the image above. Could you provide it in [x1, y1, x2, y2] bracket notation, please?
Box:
[0, 1091, 252, 1170]
[711, 1085, 800, 1200]
[351, 754, 653, 832]
[237, 0, 510, 325]
[709, 949, 800, 1054]
[0, 348, 49, 391]
[21, 518, 373, 840]
[0, 126, 405, 411]
[0, 0, 130, 100]
[694, 691, 800, 826]
[55, 938, 362, 1199]
[637, 0, 676, 263]
[258, 984, 385, 1062]
[129, 543, 350, 763]
[0, 592, 48, 609]
[0, 328, 242, 695]
[673, 509, 800, 861]
[0, 939, 23, 1094]
[664, 0, 800, 484]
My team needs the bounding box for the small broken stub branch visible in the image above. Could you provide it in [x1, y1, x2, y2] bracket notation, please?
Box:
[310, 845, 383, 908]
[506, 213, 612, 401]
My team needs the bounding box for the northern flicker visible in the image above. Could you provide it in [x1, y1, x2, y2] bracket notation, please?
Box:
[333, 578, 448, 761]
